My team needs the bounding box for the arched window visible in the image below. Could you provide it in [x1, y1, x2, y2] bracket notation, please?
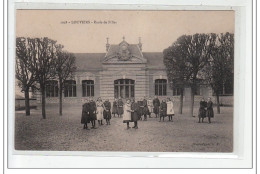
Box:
[82, 80, 94, 97]
[46, 80, 58, 97]
[64, 80, 76, 97]
[114, 79, 135, 99]
[155, 79, 167, 96]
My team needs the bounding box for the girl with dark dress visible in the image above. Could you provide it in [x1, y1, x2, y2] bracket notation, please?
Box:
[112, 99, 118, 117]
[137, 99, 143, 120]
[81, 99, 90, 129]
[206, 97, 214, 123]
[198, 98, 207, 123]
[131, 98, 139, 129]
[159, 99, 167, 122]
[153, 96, 160, 118]
[103, 99, 112, 125]
[142, 97, 149, 121]
[117, 97, 124, 117]
[89, 97, 97, 129]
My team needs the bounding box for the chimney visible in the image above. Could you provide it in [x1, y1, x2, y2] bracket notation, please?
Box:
[138, 37, 142, 51]
[106, 37, 110, 52]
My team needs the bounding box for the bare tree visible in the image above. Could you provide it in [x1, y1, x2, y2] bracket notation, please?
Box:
[55, 45, 77, 115]
[16, 37, 37, 115]
[165, 34, 215, 117]
[202, 33, 234, 114]
[27, 37, 58, 119]
[163, 43, 190, 114]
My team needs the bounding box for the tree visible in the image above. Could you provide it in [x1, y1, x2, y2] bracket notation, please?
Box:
[16, 37, 37, 115]
[27, 37, 58, 119]
[202, 33, 234, 114]
[163, 43, 190, 114]
[164, 34, 215, 117]
[55, 45, 77, 116]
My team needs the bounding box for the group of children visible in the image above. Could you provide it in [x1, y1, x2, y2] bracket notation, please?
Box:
[81, 97, 112, 129]
[81, 96, 176, 130]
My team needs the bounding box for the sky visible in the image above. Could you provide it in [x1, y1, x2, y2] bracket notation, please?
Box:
[16, 10, 234, 53]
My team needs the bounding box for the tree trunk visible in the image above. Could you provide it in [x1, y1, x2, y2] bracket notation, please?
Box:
[59, 80, 63, 116]
[216, 94, 220, 114]
[189, 87, 195, 117]
[179, 88, 184, 114]
[24, 87, 30, 116]
[41, 86, 46, 119]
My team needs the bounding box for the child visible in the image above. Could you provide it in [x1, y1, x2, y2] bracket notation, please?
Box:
[159, 99, 167, 122]
[166, 98, 175, 122]
[103, 99, 112, 125]
[123, 99, 132, 129]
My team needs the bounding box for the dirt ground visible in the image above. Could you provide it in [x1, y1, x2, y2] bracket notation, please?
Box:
[15, 103, 233, 152]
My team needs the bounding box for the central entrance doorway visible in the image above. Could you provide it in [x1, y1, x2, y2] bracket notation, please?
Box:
[114, 79, 135, 99]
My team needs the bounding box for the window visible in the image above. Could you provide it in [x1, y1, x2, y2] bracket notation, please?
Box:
[155, 79, 167, 96]
[173, 87, 181, 96]
[82, 80, 94, 97]
[64, 80, 76, 97]
[114, 79, 135, 99]
[46, 80, 58, 97]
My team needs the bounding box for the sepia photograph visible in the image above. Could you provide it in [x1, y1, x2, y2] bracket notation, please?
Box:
[15, 10, 234, 152]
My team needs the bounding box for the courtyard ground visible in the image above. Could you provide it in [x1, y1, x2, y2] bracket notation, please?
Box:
[15, 103, 233, 152]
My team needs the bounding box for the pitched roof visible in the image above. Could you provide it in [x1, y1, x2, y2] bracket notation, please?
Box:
[73, 52, 165, 71]
[74, 53, 105, 71]
[143, 52, 165, 69]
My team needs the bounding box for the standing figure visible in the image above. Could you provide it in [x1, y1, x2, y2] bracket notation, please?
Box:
[147, 97, 153, 118]
[153, 96, 160, 118]
[81, 98, 90, 129]
[96, 97, 104, 126]
[117, 97, 124, 117]
[159, 99, 167, 122]
[103, 99, 112, 125]
[142, 97, 149, 121]
[137, 99, 144, 120]
[206, 97, 214, 123]
[166, 98, 175, 122]
[198, 98, 207, 123]
[131, 98, 139, 129]
[123, 99, 132, 129]
[112, 98, 118, 117]
[89, 97, 97, 129]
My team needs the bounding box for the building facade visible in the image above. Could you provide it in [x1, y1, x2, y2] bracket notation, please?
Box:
[35, 38, 232, 105]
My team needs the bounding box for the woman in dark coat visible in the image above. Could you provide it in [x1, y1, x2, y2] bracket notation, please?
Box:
[198, 98, 207, 123]
[131, 99, 139, 129]
[159, 99, 167, 122]
[206, 97, 214, 123]
[81, 99, 90, 129]
[137, 99, 143, 120]
[103, 99, 112, 125]
[89, 97, 97, 129]
[153, 96, 160, 117]
[112, 99, 118, 117]
[117, 97, 124, 117]
[142, 97, 149, 121]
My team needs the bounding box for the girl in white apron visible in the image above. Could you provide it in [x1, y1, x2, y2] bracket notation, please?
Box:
[166, 98, 175, 122]
[123, 99, 132, 129]
[96, 97, 104, 126]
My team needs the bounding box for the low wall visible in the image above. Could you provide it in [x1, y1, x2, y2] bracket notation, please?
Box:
[15, 98, 38, 110]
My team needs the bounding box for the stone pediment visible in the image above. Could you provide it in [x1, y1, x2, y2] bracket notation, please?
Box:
[102, 39, 147, 64]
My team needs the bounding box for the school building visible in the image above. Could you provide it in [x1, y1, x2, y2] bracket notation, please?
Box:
[33, 37, 233, 105]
